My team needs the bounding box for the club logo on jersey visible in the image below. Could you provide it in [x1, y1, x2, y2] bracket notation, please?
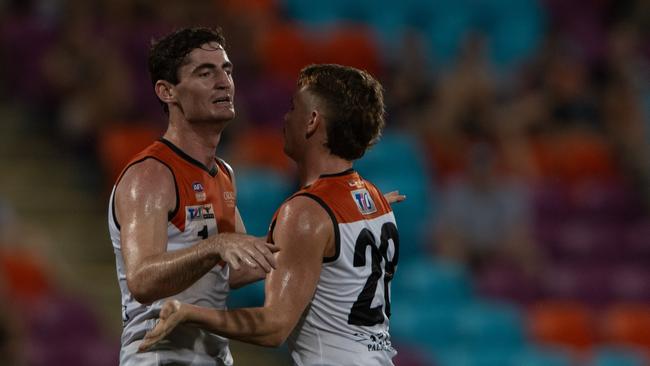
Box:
[186, 204, 215, 221]
[351, 189, 377, 215]
[192, 182, 207, 202]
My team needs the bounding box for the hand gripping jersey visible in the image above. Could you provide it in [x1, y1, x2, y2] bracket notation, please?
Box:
[108, 139, 236, 366]
[269, 169, 399, 366]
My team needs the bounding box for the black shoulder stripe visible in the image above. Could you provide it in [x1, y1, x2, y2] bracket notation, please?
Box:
[267, 219, 278, 244]
[293, 193, 341, 263]
[112, 156, 180, 230]
[216, 158, 234, 182]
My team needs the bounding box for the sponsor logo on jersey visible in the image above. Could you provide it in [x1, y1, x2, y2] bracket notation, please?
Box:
[192, 182, 207, 202]
[353, 331, 394, 352]
[223, 191, 235, 208]
[347, 179, 365, 189]
[351, 189, 377, 215]
[186, 204, 215, 221]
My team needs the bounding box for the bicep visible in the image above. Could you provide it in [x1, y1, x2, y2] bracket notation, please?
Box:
[115, 160, 176, 275]
[263, 197, 332, 325]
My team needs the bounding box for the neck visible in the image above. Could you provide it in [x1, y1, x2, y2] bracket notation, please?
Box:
[296, 151, 353, 187]
[163, 116, 226, 168]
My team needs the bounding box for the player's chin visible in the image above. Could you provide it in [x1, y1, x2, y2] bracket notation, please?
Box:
[211, 109, 235, 122]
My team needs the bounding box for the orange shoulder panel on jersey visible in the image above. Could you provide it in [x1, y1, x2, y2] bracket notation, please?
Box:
[114, 139, 237, 234]
[298, 170, 392, 224]
[266, 169, 391, 236]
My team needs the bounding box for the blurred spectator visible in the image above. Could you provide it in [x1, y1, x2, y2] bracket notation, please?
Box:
[0, 0, 649, 364]
[433, 143, 542, 276]
[599, 22, 650, 206]
[41, 1, 133, 155]
[0, 278, 24, 366]
[423, 35, 499, 182]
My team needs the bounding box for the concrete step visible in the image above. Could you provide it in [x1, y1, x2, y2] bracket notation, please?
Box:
[0, 186, 102, 216]
[33, 214, 112, 262]
[0, 156, 90, 190]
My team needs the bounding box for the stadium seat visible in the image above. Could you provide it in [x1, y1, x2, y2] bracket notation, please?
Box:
[0, 248, 52, 302]
[421, 0, 473, 67]
[478, 0, 544, 68]
[360, 0, 409, 48]
[453, 300, 525, 349]
[434, 344, 573, 366]
[393, 343, 437, 366]
[391, 258, 473, 305]
[624, 219, 650, 262]
[97, 124, 163, 184]
[281, 0, 345, 27]
[433, 345, 516, 366]
[591, 346, 648, 366]
[609, 265, 650, 303]
[551, 219, 621, 262]
[390, 300, 461, 351]
[476, 261, 541, 305]
[234, 168, 293, 236]
[541, 263, 613, 306]
[510, 346, 575, 366]
[315, 25, 382, 78]
[356, 132, 436, 260]
[531, 131, 618, 185]
[601, 304, 650, 349]
[527, 300, 595, 350]
[227, 278, 265, 308]
[255, 23, 315, 82]
[220, 0, 278, 16]
[227, 128, 293, 174]
[391, 259, 472, 350]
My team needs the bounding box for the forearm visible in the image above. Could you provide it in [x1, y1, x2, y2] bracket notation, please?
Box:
[228, 266, 266, 289]
[184, 304, 288, 347]
[129, 241, 219, 303]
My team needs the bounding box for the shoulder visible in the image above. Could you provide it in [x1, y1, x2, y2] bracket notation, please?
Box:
[115, 158, 176, 206]
[274, 195, 333, 242]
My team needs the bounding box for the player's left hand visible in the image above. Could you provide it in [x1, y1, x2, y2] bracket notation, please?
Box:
[384, 190, 406, 205]
[138, 299, 185, 352]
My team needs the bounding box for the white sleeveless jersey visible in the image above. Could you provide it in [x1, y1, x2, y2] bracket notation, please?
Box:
[108, 139, 236, 366]
[269, 169, 399, 366]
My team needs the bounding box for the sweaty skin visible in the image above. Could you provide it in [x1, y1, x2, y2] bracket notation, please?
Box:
[139, 195, 332, 348]
[116, 42, 279, 305]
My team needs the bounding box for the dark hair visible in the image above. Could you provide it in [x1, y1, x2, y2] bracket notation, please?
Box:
[298, 64, 385, 161]
[148, 27, 226, 114]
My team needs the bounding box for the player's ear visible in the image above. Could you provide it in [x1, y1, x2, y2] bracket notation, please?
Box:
[305, 109, 322, 138]
[155, 80, 176, 105]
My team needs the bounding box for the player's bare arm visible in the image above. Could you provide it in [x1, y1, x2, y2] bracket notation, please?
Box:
[139, 196, 331, 349]
[115, 159, 278, 304]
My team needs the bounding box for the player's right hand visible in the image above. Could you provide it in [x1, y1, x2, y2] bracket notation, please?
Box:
[214, 233, 279, 272]
[138, 299, 185, 352]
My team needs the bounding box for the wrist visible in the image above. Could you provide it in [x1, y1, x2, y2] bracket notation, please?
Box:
[209, 234, 226, 261]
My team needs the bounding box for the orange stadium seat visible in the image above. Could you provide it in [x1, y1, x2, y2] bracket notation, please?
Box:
[227, 128, 292, 174]
[219, 0, 278, 15]
[316, 26, 382, 77]
[531, 130, 619, 185]
[97, 124, 163, 185]
[0, 248, 52, 302]
[528, 300, 595, 350]
[601, 304, 650, 349]
[256, 23, 316, 82]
